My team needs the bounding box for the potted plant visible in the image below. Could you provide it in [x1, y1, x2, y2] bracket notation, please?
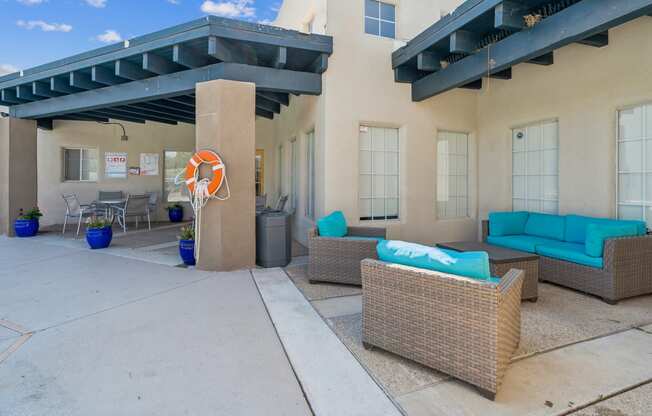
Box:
[85, 216, 113, 249]
[167, 203, 184, 223]
[14, 207, 43, 237]
[179, 225, 196, 266]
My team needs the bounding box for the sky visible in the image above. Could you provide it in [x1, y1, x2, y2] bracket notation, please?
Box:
[0, 0, 282, 75]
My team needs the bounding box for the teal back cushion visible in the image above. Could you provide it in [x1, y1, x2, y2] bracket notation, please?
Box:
[585, 223, 639, 257]
[524, 213, 565, 241]
[377, 240, 494, 281]
[488, 211, 529, 236]
[566, 215, 647, 243]
[317, 211, 348, 237]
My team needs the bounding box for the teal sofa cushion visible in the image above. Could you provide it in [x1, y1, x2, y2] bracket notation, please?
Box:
[524, 213, 566, 241]
[377, 240, 496, 282]
[488, 211, 529, 236]
[565, 215, 647, 243]
[317, 211, 347, 237]
[536, 242, 603, 269]
[585, 223, 639, 257]
[486, 235, 559, 253]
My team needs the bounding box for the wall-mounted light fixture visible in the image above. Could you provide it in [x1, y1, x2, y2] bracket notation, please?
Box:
[97, 121, 128, 141]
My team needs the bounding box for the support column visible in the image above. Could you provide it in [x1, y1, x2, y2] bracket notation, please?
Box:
[195, 79, 256, 271]
[0, 117, 38, 237]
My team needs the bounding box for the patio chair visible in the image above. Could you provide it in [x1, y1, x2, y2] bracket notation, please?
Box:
[275, 195, 288, 211]
[147, 192, 159, 217]
[97, 190, 124, 216]
[113, 194, 151, 232]
[308, 225, 386, 285]
[256, 194, 267, 211]
[62, 194, 97, 238]
[361, 259, 524, 400]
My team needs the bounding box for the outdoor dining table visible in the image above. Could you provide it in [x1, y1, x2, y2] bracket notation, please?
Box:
[96, 199, 127, 224]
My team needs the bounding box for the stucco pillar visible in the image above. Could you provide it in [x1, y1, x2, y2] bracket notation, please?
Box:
[194, 79, 256, 271]
[0, 117, 38, 237]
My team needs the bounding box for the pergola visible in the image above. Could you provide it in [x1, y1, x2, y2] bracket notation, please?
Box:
[0, 16, 332, 128]
[392, 0, 652, 101]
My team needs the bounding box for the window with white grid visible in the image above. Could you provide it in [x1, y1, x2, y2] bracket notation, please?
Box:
[512, 120, 559, 214]
[618, 104, 652, 230]
[359, 126, 399, 221]
[437, 131, 469, 218]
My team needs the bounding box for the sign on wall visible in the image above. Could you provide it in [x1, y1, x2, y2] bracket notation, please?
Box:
[104, 152, 128, 179]
[140, 153, 159, 176]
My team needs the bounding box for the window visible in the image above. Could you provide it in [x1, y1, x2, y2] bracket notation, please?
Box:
[364, 0, 395, 39]
[255, 149, 265, 197]
[437, 131, 469, 218]
[290, 139, 299, 211]
[306, 130, 316, 219]
[359, 126, 399, 221]
[277, 144, 285, 197]
[164, 151, 193, 202]
[617, 104, 652, 229]
[63, 148, 98, 182]
[512, 120, 559, 214]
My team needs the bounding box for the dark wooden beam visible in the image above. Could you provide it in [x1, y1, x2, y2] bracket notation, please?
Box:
[577, 31, 609, 47]
[51, 77, 81, 94]
[143, 52, 184, 75]
[526, 51, 554, 66]
[208, 36, 257, 65]
[256, 108, 274, 119]
[144, 100, 195, 115]
[121, 104, 195, 123]
[417, 52, 441, 72]
[115, 60, 151, 81]
[495, 1, 527, 30]
[37, 119, 53, 130]
[33, 81, 62, 98]
[394, 66, 421, 83]
[1, 89, 26, 104]
[459, 79, 483, 90]
[16, 85, 39, 101]
[273, 47, 287, 69]
[70, 72, 103, 90]
[256, 91, 289, 106]
[92, 66, 125, 86]
[256, 96, 281, 114]
[173, 44, 212, 68]
[85, 110, 146, 124]
[59, 113, 110, 122]
[309, 53, 328, 74]
[450, 30, 480, 54]
[489, 68, 512, 80]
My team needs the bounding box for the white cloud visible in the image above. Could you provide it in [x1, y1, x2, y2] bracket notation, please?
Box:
[167, 0, 180, 4]
[96, 29, 122, 43]
[0, 64, 19, 76]
[85, 0, 106, 7]
[17, 19, 73, 32]
[200, 0, 255, 18]
[17, 0, 46, 5]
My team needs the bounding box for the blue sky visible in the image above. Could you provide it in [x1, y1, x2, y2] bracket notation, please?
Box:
[0, 0, 282, 75]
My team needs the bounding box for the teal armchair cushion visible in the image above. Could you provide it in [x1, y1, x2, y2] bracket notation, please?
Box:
[536, 242, 603, 269]
[488, 211, 529, 236]
[486, 235, 559, 253]
[566, 215, 647, 243]
[377, 240, 497, 282]
[585, 223, 639, 257]
[524, 213, 565, 241]
[317, 211, 348, 237]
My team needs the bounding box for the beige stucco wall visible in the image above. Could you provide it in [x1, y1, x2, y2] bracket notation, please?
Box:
[476, 17, 652, 226]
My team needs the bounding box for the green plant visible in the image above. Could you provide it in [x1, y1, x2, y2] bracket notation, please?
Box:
[86, 216, 112, 230]
[179, 225, 194, 241]
[167, 203, 183, 211]
[18, 207, 43, 220]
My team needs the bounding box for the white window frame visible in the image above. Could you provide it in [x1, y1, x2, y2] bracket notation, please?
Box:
[163, 150, 193, 202]
[305, 130, 316, 220]
[436, 130, 470, 219]
[364, 0, 396, 39]
[290, 138, 299, 211]
[511, 119, 559, 214]
[359, 125, 400, 221]
[62, 147, 98, 182]
[617, 103, 652, 229]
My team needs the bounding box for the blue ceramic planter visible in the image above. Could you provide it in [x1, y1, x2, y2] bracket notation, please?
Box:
[86, 226, 113, 249]
[168, 207, 184, 223]
[179, 239, 196, 266]
[14, 219, 39, 237]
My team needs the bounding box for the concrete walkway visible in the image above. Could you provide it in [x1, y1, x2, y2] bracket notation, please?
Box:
[0, 236, 310, 416]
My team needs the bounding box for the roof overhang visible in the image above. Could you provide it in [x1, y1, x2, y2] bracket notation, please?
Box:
[392, 0, 652, 101]
[0, 16, 333, 126]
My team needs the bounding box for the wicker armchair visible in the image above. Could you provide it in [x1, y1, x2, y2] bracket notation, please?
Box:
[482, 220, 652, 304]
[308, 226, 386, 285]
[361, 259, 523, 400]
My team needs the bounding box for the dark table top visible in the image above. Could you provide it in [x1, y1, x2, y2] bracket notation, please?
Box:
[437, 241, 539, 264]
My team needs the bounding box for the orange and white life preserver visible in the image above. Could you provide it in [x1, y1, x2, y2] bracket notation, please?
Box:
[185, 150, 226, 197]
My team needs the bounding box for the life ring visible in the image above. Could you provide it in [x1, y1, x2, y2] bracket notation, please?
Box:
[185, 150, 226, 197]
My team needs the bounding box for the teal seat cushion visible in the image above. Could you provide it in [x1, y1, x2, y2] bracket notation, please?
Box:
[585, 223, 639, 257]
[488, 211, 529, 236]
[486, 235, 559, 253]
[341, 236, 384, 242]
[565, 215, 646, 244]
[377, 240, 497, 282]
[524, 213, 566, 241]
[536, 242, 603, 269]
[317, 211, 347, 237]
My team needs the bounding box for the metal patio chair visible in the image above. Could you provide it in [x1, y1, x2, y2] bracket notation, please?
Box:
[113, 194, 151, 232]
[62, 194, 97, 238]
[97, 190, 124, 216]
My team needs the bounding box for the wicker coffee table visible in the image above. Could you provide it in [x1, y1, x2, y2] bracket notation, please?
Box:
[437, 241, 539, 302]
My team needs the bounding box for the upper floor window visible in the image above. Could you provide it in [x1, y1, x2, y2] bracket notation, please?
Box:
[365, 0, 395, 39]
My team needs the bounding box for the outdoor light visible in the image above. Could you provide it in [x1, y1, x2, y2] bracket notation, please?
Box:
[97, 121, 129, 141]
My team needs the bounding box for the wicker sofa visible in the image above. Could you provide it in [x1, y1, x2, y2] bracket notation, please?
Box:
[361, 259, 524, 400]
[482, 219, 652, 304]
[308, 226, 386, 285]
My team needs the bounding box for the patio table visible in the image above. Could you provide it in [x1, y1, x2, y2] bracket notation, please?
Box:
[96, 199, 127, 224]
[437, 241, 539, 302]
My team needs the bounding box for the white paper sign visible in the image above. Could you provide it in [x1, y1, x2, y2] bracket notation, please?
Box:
[140, 153, 159, 176]
[104, 152, 128, 179]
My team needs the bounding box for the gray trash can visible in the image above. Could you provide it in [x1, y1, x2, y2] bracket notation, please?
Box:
[256, 211, 292, 268]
